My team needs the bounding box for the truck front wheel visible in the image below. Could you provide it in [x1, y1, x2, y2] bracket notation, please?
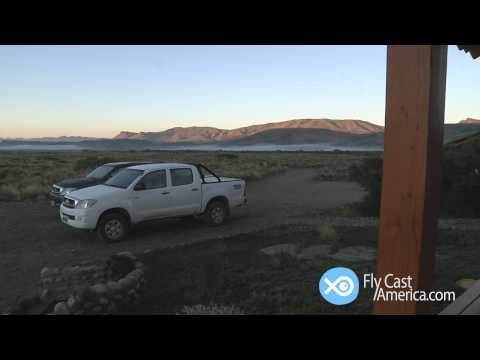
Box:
[205, 200, 228, 226]
[97, 213, 129, 243]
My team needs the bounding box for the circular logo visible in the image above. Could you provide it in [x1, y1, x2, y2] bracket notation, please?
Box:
[319, 267, 359, 305]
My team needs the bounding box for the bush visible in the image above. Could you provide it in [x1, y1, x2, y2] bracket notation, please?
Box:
[215, 153, 239, 160]
[348, 156, 383, 216]
[441, 140, 480, 217]
[178, 304, 245, 315]
[74, 156, 116, 171]
[0, 184, 21, 201]
[349, 142, 480, 218]
[318, 224, 337, 242]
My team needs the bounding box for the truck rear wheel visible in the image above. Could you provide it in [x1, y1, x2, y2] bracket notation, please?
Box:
[205, 200, 227, 226]
[97, 213, 129, 243]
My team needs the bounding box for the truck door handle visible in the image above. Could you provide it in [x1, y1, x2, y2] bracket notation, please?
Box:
[162, 191, 170, 195]
[192, 188, 199, 191]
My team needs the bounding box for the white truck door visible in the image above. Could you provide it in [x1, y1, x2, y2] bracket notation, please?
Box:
[131, 169, 172, 220]
[167, 167, 202, 216]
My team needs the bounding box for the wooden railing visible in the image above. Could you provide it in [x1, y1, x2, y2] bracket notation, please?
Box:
[439, 281, 480, 315]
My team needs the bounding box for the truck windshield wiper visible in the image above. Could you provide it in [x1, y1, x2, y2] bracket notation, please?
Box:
[103, 183, 124, 189]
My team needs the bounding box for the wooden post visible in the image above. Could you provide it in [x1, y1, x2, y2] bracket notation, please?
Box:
[373, 45, 448, 315]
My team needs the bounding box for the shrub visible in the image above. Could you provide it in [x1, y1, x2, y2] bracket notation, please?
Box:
[215, 153, 239, 160]
[0, 184, 21, 201]
[348, 156, 383, 216]
[318, 224, 337, 242]
[178, 304, 245, 315]
[272, 252, 299, 271]
[440, 140, 480, 217]
[349, 142, 480, 218]
[20, 184, 46, 200]
[74, 156, 116, 171]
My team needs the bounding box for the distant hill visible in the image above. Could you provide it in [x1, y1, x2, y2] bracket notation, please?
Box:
[444, 123, 480, 143]
[0, 136, 100, 142]
[0, 138, 155, 150]
[114, 119, 384, 144]
[224, 128, 384, 147]
[3, 117, 480, 150]
[459, 118, 480, 124]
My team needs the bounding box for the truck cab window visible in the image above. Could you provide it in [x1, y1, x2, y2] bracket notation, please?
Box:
[137, 170, 167, 190]
[171, 168, 193, 186]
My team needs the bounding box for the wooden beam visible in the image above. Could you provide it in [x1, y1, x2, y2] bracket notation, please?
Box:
[373, 45, 448, 315]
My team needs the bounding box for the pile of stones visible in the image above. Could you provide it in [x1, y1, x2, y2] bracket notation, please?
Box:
[8, 251, 146, 315]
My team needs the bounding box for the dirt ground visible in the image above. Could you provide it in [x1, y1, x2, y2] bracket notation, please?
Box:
[0, 168, 366, 312]
[134, 225, 379, 315]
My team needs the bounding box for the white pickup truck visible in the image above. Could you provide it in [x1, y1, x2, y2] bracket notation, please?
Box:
[59, 163, 247, 242]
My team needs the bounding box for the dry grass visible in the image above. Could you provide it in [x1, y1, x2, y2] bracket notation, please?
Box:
[0, 150, 370, 201]
[296, 224, 340, 253]
[318, 224, 338, 242]
[318, 224, 340, 254]
[177, 304, 245, 315]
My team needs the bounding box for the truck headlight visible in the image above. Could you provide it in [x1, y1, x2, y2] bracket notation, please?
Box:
[76, 199, 97, 209]
[61, 188, 75, 195]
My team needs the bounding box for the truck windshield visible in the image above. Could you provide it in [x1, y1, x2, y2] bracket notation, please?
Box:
[87, 165, 115, 179]
[104, 169, 144, 189]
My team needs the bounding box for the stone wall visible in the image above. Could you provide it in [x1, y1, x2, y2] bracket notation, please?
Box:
[48, 252, 146, 315]
[9, 251, 146, 315]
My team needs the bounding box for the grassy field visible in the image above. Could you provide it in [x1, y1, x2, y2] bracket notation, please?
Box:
[134, 223, 474, 315]
[0, 150, 371, 201]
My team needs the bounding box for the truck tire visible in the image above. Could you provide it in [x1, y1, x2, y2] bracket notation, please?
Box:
[97, 213, 129, 243]
[205, 200, 228, 226]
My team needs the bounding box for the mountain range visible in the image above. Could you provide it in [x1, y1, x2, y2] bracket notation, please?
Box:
[114, 119, 384, 144]
[2, 118, 480, 150]
[113, 118, 480, 147]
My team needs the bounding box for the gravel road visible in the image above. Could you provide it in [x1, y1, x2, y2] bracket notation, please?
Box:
[2, 167, 480, 312]
[0, 168, 368, 311]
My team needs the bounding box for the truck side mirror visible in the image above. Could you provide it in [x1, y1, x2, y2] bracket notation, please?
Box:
[134, 182, 146, 191]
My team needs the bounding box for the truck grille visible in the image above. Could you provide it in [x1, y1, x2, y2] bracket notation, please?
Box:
[63, 197, 76, 209]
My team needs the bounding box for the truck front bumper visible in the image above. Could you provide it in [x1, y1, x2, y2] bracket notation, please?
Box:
[59, 205, 98, 230]
[49, 192, 64, 207]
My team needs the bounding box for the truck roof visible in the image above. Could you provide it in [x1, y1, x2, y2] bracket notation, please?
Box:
[127, 163, 193, 171]
[105, 161, 152, 167]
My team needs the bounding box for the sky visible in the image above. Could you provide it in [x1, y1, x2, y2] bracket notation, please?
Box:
[1, 45, 479, 138]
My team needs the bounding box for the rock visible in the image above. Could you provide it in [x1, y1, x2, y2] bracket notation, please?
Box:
[106, 303, 117, 313]
[91, 283, 108, 296]
[83, 301, 95, 310]
[53, 302, 70, 315]
[92, 306, 103, 314]
[42, 277, 53, 285]
[456, 278, 478, 290]
[328, 246, 377, 262]
[40, 289, 51, 302]
[260, 243, 297, 256]
[110, 256, 135, 276]
[118, 278, 134, 291]
[99, 297, 109, 305]
[13, 295, 41, 313]
[73, 285, 90, 300]
[106, 281, 121, 293]
[41, 267, 59, 278]
[67, 296, 78, 311]
[296, 244, 331, 259]
[126, 270, 142, 281]
[40, 267, 49, 278]
[116, 252, 137, 260]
